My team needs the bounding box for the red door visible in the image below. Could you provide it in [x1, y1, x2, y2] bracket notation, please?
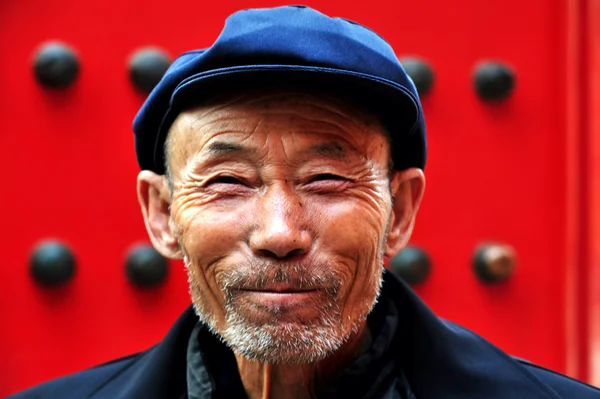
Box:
[1, 0, 598, 396]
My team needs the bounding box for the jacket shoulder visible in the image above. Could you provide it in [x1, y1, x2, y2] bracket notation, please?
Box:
[516, 358, 600, 398]
[6, 352, 143, 399]
[439, 317, 600, 398]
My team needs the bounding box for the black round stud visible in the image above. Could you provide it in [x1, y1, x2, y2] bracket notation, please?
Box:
[389, 245, 431, 285]
[474, 61, 515, 101]
[33, 42, 80, 89]
[473, 243, 516, 284]
[128, 48, 171, 94]
[30, 241, 76, 286]
[400, 57, 434, 96]
[125, 244, 168, 287]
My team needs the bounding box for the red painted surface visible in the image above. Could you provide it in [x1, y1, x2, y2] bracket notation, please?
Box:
[0, 0, 594, 396]
[578, 0, 600, 386]
[564, 0, 600, 384]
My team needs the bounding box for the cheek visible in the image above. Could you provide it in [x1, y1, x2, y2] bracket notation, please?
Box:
[317, 204, 386, 255]
[173, 199, 254, 315]
[312, 184, 390, 258]
[176, 201, 251, 267]
[310, 195, 389, 304]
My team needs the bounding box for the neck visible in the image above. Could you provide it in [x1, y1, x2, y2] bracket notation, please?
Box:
[235, 322, 372, 399]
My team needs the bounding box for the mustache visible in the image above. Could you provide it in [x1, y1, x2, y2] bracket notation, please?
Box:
[218, 260, 342, 293]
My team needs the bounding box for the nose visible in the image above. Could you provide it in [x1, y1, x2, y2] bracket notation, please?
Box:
[249, 185, 312, 259]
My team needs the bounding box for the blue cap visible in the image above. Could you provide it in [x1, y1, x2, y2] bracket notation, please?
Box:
[133, 5, 427, 174]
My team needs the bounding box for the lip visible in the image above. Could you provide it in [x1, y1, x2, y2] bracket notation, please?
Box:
[234, 288, 323, 312]
[238, 284, 318, 293]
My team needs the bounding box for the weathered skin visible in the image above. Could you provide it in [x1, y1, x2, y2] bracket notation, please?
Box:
[137, 91, 425, 399]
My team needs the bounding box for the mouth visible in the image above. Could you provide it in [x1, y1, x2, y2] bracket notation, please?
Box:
[238, 284, 319, 294]
[233, 285, 324, 316]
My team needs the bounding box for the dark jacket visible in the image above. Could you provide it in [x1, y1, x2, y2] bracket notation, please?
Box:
[9, 271, 600, 398]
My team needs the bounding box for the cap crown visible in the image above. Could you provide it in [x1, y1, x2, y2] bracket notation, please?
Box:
[133, 5, 426, 173]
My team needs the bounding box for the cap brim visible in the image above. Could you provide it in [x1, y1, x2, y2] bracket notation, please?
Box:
[153, 65, 423, 174]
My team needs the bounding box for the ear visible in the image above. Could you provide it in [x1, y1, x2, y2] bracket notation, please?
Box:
[137, 170, 183, 260]
[384, 168, 426, 257]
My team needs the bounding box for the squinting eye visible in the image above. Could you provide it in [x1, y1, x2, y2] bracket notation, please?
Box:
[310, 174, 347, 182]
[209, 176, 244, 185]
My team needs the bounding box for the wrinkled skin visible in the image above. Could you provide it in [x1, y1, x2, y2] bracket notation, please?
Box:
[137, 91, 425, 398]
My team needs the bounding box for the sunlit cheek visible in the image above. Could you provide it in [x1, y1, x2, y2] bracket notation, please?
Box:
[178, 202, 249, 262]
[315, 200, 387, 261]
[313, 200, 388, 322]
[175, 203, 252, 325]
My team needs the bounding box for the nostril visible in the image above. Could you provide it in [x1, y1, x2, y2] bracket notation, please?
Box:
[286, 248, 306, 259]
[255, 249, 278, 259]
[255, 247, 306, 260]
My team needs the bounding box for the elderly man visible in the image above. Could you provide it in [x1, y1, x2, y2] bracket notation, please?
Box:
[10, 5, 600, 399]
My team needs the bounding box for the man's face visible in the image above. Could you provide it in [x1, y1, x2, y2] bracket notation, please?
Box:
[140, 91, 423, 364]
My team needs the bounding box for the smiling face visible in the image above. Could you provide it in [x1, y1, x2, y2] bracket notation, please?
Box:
[137, 90, 425, 364]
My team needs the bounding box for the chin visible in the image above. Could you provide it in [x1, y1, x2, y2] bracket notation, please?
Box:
[224, 321, 351, 364]
[220, 293, 376, 364]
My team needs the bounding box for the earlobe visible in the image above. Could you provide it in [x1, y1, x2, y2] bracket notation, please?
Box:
[137, 171, 183, 260]
[384, 168, 426, 257]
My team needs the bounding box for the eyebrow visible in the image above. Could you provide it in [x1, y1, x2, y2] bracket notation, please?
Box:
[305, 141, 349, 162]
[204, 141, 257, 160]
[202, 140, 351, 163]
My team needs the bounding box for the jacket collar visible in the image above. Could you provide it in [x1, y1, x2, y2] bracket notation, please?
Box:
[110, 305, 196, 399]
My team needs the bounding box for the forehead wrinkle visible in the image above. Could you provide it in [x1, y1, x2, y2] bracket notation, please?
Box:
[170, 108, 259, 161]
[191, 89, 381, 135]
[236, 107, 383, 161]
[183, 132, 256, 173]
[183, 124, 375, 173]
[180, 88, 385, 136]
[168, 92, 389, 175]
[188, 110, 259, 137]
[270, 113, 382, 164]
